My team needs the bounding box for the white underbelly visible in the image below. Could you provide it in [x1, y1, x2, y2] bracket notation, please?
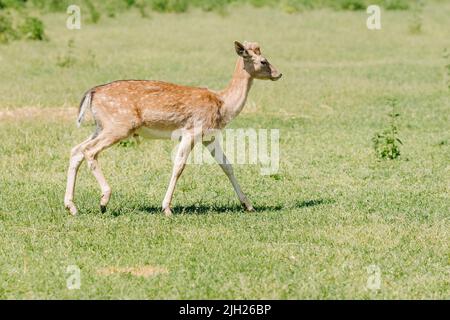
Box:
[136, 127, 173, 140]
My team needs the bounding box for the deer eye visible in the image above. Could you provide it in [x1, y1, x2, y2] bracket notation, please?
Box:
[261, 60, 268, 65]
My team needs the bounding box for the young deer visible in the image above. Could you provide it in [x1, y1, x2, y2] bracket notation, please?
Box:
[64, 41, 282, 216]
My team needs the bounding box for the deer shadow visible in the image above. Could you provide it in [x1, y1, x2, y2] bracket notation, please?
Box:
[108, 198, 333, 216]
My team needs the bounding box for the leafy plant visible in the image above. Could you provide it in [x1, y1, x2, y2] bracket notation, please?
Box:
[0, 10, 47, 44]
[372, 99, 403, 160]
[20, 16, 46, 40]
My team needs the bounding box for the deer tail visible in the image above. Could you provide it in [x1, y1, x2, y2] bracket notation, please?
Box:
[77, 90, 93, 127]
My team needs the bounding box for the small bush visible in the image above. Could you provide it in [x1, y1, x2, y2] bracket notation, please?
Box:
[20, 16, 46, 40]
[372, 99, 403, 160]
[1, 11, 47, 43]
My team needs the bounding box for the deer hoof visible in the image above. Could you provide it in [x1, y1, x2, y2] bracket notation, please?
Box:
[65, 203, 78, 216]
[243, 203, 255, 212]
[163, 207, 173, 217]
[100, 205, 107, 213]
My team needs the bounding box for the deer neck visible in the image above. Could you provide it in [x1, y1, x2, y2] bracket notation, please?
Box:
[219, 57, 253, 125]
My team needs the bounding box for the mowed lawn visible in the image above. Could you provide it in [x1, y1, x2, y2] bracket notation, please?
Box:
[0, 5, 449, 299]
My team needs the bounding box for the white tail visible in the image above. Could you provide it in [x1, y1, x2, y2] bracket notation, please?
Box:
[77, 90, 92, 127]
[64, 41, 282, 216]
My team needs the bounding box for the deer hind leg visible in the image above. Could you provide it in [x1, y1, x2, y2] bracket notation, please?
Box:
[82, 128, 130, 213]
[203, 140, 254, 212]
[64, 136, 93, 215]
[162, 133, 195, 216]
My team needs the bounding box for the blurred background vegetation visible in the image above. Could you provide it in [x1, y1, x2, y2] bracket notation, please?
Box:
[0, 1, 430, 36]
[0, 0, 425, 14]
[0, 0, 433, 44]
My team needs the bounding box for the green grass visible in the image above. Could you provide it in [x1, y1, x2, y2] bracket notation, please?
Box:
[0, 4, 449, 299]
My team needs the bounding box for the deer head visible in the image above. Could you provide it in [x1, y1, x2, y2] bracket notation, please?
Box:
[234, 41, 282, 81]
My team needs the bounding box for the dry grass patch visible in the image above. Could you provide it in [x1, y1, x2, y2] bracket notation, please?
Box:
[97, 266, 168, 278]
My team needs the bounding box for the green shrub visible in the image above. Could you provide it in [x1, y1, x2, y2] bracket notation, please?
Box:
[0, 9, 47, 43]
[372, 99, 403, 160]
[20, 16, 46, 40]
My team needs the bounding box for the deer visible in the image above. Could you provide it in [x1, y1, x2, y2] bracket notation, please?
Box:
[64, 41, 282, 216]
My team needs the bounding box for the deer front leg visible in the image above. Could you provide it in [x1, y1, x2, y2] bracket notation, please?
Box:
[162, 133, 195, 216]
[203, 140, 254, 212]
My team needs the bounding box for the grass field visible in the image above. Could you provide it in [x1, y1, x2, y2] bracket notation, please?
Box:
[0, 4, 449, 299]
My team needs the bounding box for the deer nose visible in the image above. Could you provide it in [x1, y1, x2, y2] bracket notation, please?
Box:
[271, 73, 282, 81]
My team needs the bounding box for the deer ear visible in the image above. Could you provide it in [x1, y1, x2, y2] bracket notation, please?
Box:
[234, 41, 248, 57]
